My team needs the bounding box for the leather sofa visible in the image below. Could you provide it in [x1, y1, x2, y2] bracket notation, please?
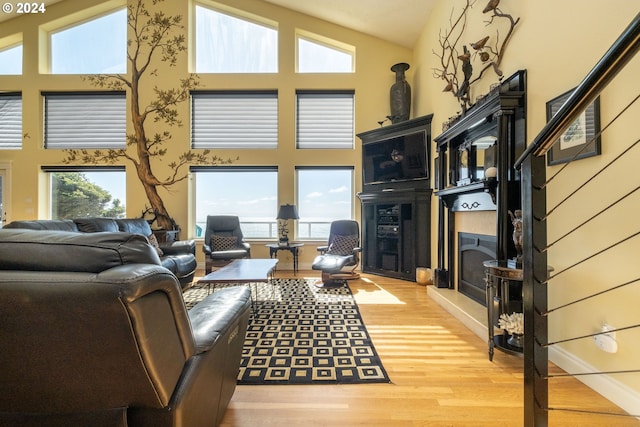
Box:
[0, 229, 251, 427]
[4, 217, 197, 288]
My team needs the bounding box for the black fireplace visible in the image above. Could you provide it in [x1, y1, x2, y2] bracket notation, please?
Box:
[458, 232, 497, 305]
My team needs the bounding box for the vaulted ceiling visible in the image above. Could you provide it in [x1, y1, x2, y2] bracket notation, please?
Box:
[262, 0, 437, 48]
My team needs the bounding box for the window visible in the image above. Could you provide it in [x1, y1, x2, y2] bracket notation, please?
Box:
[191, 91, 278, 149]
[0, 93, 22, 150]
[44, 92, 126, 149]
[0, 44, 22, 75]
[192, 166, 278, 238]
[297, 33, 354, 73]
[43, 166, 126, 219]
[296, 167, 354, 239]
[50, 8, 126, 74]
[195, 4, 277, 73]
[296, 91, 354, 149]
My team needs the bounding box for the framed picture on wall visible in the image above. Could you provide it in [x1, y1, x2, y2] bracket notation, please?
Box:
[546, 88, 601, 165]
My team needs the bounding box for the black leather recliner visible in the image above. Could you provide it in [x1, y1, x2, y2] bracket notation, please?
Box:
[311, 220, 361, 286]
[202, 215, 251, 274]
[0, 229, 251, 427]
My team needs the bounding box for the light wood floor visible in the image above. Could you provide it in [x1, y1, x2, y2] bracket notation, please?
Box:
[213, 270, 640, 427]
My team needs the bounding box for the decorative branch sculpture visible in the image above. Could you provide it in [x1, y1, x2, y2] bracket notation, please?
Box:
[433, 0, 520, 112]
[433, 0, 473, 110]
[62, 0, 234, 230]
[468, 0, 520, 86]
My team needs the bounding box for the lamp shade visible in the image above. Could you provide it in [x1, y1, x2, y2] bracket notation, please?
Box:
[277, 204, 299, 220]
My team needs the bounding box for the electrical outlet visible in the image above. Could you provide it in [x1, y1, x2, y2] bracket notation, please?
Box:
[593, 323, 618, 353]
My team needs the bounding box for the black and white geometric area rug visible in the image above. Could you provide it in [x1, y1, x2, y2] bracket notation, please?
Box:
[183, 278, 391, 385]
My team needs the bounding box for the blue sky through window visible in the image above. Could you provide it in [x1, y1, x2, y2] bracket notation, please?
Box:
[82, 171, 126, 208]
[50, 9, 126, 74]
[0, 44, 22, 75]
[297, 168, 353, 238]
[195, 170, 278, 237]
[195, 5, 277, 73]
[298, 38, 353, 73]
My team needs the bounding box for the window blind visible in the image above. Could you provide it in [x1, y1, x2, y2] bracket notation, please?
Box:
[0, 93, 22, 149]
[44, 92, 126, 149]
[296, 91, 354, 149]
[41, 165, 126, 172]
[191, 91, 278, 149]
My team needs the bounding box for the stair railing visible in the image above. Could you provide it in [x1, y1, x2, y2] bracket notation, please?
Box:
[515, 13, 640, 427]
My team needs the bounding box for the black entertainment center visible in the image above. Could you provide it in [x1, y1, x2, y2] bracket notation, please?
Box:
[357, 115, 433, 281]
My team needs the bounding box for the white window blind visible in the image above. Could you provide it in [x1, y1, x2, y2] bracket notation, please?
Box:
[0, 93, 22, 149]
[296, 91, 354, 149]
[44, 92, 126, 149]
[191, 91, 278, 149]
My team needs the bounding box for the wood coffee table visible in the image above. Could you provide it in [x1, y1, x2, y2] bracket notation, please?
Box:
[198, 258, 278, 313]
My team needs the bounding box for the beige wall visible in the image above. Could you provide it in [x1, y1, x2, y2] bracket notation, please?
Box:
[0, 0, 411, 267]
[411, 0, 640, 396]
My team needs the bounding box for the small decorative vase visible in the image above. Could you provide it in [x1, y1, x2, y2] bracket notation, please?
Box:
[389, 63, 411, 123]
[507, 333, 524, 348]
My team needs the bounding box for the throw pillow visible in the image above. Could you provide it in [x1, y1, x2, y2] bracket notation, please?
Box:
[212, 235, 238, 251]
[326, 234, 358, 256]
[147, 234, 164, 256]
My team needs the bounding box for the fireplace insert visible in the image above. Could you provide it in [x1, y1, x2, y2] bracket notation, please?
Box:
[458, 232, 497, 305]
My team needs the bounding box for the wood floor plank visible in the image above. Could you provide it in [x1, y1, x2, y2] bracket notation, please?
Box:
[212, 271, 640, 427]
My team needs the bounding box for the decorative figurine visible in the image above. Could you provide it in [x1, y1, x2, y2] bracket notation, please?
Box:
[508, 209, 523, 267]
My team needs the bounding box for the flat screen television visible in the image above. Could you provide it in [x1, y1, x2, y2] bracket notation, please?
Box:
[362, 130, 429, 185]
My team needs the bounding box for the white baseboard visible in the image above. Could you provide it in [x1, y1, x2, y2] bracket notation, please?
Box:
[549, 346, 640, 418]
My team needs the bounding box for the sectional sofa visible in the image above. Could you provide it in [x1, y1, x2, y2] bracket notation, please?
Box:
[4, 217, 197, 288]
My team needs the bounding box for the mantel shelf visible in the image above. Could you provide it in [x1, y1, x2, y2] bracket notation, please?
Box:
[435, 180, 498, 211]
[435, 181, 492, 197]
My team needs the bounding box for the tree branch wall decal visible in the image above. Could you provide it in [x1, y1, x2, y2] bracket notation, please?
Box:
[62, 0, 234, 230]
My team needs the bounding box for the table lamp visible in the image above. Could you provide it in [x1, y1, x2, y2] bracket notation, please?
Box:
[276, 204, 299, 246]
